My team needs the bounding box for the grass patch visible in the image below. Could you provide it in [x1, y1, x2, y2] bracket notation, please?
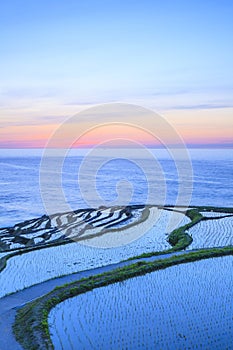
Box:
[13, 246, 233, 350]
[0, 206, 150, 274]
[2, 205, 231, 271]
[168, 209, 202, 248]
[126, 208, 204, 261]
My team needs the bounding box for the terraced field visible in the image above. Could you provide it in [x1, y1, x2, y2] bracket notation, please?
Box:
[0, 207, 189, 297]
[0, 205, 232, 349]
[189, 215, 233, 249]
[0, 206, 147, 251]
[1, 206, 233, 299]
[49, 256, 233, 350]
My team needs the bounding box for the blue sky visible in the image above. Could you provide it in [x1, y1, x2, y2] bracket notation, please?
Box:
[0, 0, 233, 147]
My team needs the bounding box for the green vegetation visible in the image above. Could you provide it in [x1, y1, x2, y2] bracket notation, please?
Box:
[0, 207, 188, 270]
[13, 246, 233, 350]
[1, 205, 232, 273]
[0, 207, 151, 274]
[192, 206, 233, 214]
[168, 209, 202, 248]
[126, 208, 204, 261]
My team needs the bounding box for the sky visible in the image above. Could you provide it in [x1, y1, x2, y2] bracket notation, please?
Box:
[0, 0, 233, 148]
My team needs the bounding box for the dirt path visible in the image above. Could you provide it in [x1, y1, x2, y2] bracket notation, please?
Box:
[0, 250, 198, 350]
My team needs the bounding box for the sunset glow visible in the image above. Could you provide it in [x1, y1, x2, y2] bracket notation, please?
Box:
[0, 107, 232, 148]
[0, 1, 232, 148]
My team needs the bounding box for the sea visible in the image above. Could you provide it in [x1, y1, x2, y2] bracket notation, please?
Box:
[0, 148, 232, 228]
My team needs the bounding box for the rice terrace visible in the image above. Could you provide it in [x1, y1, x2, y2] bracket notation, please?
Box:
[0, 204, 232, 349]
[1, 0, 233, 349]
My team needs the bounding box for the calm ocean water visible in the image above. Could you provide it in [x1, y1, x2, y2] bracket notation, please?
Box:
[0, 149, 232, 227]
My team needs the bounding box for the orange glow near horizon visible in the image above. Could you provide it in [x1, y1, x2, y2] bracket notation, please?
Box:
[0, 108, 232, 148]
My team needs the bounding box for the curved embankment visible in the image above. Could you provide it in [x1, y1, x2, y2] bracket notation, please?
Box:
[0, 205, 148, 252]
[1, 205, 232, 263]
[0, 206, 231, 296]
[126, 207, 233, 261]
[0, 206, 145, 273]
[0, 205, 196, 275]
[13, 246, 233, 350]
[0, 249, 204, 350]
[189, 216, 233, 249]
[1, 205, 232, 348]
[0, 205, 149, 273]
[0, 209, 191, 298]
[49, 256, 233, 349]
